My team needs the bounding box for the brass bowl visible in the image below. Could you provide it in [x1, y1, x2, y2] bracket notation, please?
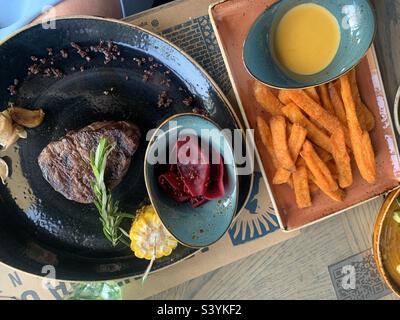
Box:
[373, 188, 400, 297]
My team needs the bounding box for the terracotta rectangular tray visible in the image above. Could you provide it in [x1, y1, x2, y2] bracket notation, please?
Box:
[209, 0, 400, 231]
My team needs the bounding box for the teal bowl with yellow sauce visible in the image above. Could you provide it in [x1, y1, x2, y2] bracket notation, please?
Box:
[243, 0, 376, 89]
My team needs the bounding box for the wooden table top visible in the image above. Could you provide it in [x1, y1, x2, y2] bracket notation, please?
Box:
[148, 0, 400, 300]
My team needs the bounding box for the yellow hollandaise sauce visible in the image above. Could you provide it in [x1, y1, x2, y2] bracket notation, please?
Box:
[274, 3, 341, 75]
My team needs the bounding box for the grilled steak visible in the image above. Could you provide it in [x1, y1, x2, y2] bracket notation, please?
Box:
[38, 121, 141, 204]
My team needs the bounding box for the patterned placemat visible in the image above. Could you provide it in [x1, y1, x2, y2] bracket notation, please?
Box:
[159, 16, 232, 94]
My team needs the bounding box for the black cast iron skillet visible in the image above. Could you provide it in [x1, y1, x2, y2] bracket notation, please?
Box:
[0, 17, 253, 281]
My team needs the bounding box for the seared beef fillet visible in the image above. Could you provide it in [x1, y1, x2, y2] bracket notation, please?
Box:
[38, 121, 141, 204]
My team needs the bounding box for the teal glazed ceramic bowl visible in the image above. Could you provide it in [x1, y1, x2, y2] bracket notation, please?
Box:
[243, 0, 376, 89]
[144, 113, 238, 248]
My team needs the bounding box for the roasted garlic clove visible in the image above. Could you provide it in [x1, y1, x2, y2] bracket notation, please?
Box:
[8, 106, 45, 128]
[15, 125, 27, 139]
[0, 158, 9, 184]
[0, 112, 15, 149]
[0, 107, 31, 151]
[6, 125, 27, 150]
[0, 123, 27, 151]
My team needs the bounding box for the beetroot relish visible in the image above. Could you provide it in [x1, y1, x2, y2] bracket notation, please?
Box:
[158, 171, 190, 203]
[176, 136, 210, 197]
[204, 151, 225, 200]
[157, 135, 225, 208]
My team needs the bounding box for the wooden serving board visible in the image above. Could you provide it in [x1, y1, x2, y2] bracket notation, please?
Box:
[209, 0, 400, 231]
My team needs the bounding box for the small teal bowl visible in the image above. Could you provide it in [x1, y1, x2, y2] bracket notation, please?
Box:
[243, 0, 376, 89]
[144, 113, 238, 248]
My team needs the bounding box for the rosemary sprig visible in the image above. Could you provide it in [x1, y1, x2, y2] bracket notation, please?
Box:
[90, 137, 130, 247]
[90, 139, 161, 280]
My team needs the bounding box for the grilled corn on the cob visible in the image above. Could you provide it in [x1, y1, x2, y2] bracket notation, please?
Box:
[129, 205, 177, 260]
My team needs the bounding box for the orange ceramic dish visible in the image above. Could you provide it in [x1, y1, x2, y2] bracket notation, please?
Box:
[209, 0, 400, 231]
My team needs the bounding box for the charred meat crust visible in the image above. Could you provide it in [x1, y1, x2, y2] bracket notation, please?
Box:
[38, 121, 140, 204]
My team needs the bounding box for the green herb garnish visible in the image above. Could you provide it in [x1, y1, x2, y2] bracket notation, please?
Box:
[90, 138, 163, 281]
[90, 137, 133, 247]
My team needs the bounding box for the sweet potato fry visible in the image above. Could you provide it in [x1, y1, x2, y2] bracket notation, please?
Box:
[349, 69, 375, 131]
[296, 157, 306, 167]
[318, 84, 335, 115]
[300, 141, 339, 192]
[340, 74, 376, 183]
[330, 128, 353, 188]
[326, 160, 338, 181]
[305, 87, 327, 132]
[328, 82, 347, 125]
[256, 116, 280, 169]
[361, 131, 377, 182]
[280, 89, 322, 111]
[296, 88, 352, 150]
[314, 145, 332, 162]
[293, 165, 312, 208]
[305, 87, 321, 104]
[288, 123, 308, 160]
[273, 168, 291, 185]
[279, 88, 324, 128]
[286, 122, 292, 137]
[270, 116, 296, 172]
[296, 158, 319, 193]
[253, 81, 284, 116]
[281, 103, 332, 153]
[273, 123, 307, 184]
[285, 90, 342, 134]
[278, 90, 292, 105]
[327, 80, 353, 150]
[257, 116, 293, 184]
[308, 171, 345, 202]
